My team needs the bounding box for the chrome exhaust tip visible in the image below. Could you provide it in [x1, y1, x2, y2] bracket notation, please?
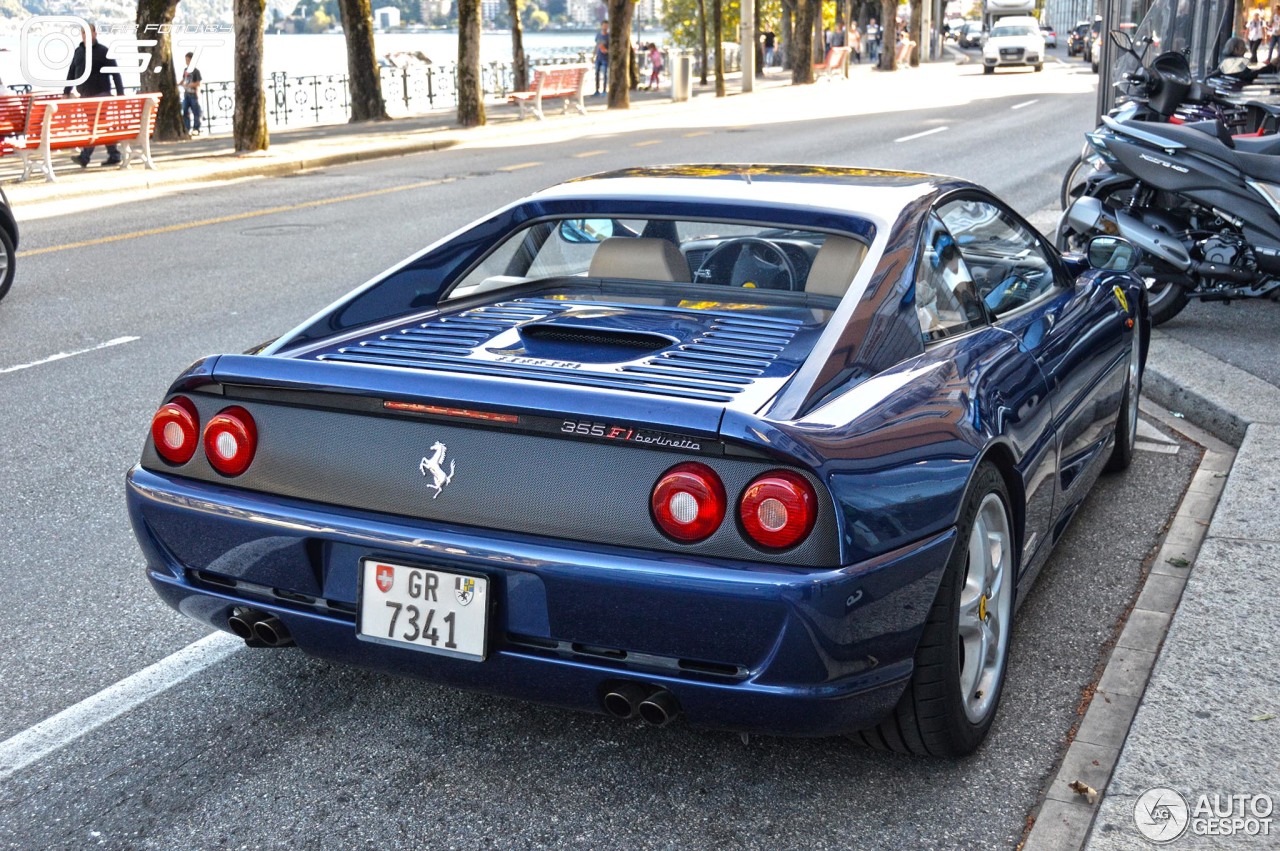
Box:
[602, 682, 652, 720]
[637, 690, 680, 727]
[252, 615, 294, 648]
[228, 608, 268, 644]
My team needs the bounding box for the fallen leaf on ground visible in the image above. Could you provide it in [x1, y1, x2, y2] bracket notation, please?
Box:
[1250, 713, 1276, 722]
[1166, 557, 1191, 568]
[1069, 781, 1100, 804]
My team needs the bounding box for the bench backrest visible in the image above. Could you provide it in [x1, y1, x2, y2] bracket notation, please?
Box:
[534, 65, 588, 94]
[25, 94, 160, 146]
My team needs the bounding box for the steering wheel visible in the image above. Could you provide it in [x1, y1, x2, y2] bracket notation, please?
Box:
[694, 238, 799, 291]
[983, 268, 1034, 315]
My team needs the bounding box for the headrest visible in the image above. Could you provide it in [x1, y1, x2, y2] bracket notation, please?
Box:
[804, 235, 869, 297]
[587, 237, 692, 283]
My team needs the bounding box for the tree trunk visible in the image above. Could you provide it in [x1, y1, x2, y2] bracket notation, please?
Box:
[698, 0, 709, 84]
[136, 0, 185, 141]
[878, 0, 896, 70]
[507, 0, 528, 92]
[812, 0, 823, 64]
[791, 0, 814, 82]
[606, 0, 634, 107]
[337, 0, 388, 120]
[908, 0, 922, 67]
[456, 0, 485, 126]
[713, 0, 724, 96]
[233, 0, 269, 152]
[780, 0, 794, 71]
[755, 0, 765, 77]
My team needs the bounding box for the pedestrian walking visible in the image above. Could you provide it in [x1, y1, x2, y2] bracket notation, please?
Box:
[1268, 7, 1280, 64]
[63, 24, 123, 167]
[645, 43, 663, 90]
[850, 24, 862, 63]
[1248, 10, 1265, 63]
[594, 20, 609, 95]
[763, 30, 777, 67]
[181, 51, 203, 137]
[866, 18, 882, 64]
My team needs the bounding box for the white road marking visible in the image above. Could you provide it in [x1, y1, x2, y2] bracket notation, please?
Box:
[0, 336, 140, 375]
[0, 632, 242, 780]
[1012, 99, 1040, 110]
[895, 126, 949, 143]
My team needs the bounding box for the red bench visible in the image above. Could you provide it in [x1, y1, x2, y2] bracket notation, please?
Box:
[16, 93, 162, 182]
[0, 93, 61, 157]
[508, 65, 589, 120]
[814, 45, 852, 80]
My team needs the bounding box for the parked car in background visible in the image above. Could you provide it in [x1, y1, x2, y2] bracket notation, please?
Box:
[127, 164, 1148, 757]
[1084, 18, 1102, 63]
[958, 20, 986, 48]
[1067, 21, 1090, 56]
[1040, 25, 1058, 48]
[1091, 29, 1101, 72]
[983, 16, 1046, 73]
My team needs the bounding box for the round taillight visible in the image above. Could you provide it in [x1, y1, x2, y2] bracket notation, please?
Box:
[740, 471, 817, 550]
[651, 462, 726, 543]
[150, 396, 200, 465]
[203, 406, 258, 477]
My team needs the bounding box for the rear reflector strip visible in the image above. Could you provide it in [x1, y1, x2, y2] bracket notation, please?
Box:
[383, 401, 519, 423]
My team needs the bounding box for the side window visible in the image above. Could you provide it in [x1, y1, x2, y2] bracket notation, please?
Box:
[915, 215, 987, 341]
[938, 198, 1057, 317]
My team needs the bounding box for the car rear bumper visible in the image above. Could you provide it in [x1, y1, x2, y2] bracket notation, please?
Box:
[127, 466, 953, 737]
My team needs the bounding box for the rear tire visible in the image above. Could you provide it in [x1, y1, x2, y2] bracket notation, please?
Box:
[983, 65, 994, 74]
[1034, 63, 1043, 72]
[854, 464, 1015, 756]
[0, 228, 14, 305]
[1060, 155, 1088, 209]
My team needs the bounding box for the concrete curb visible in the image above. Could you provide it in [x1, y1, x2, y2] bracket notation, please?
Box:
[1022, 405, 1235, 851]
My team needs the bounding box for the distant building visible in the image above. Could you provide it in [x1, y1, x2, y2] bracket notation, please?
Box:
[566, 0, 603, 26]
[374, 5, 402, 28]
[419, 0, 452, 20]
[635, 0, 662, 25]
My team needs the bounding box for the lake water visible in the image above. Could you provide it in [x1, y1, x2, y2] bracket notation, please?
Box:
[0, 29, 669, 90]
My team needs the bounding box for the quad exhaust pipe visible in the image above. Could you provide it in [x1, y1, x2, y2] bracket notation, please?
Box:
[228, 607, 294, 648]
[602, 682, 681, 727]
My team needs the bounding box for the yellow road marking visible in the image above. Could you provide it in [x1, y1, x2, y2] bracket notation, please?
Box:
[17, 178, 450, 259]
[683, 131, 710, 138]
[573, 150, 608, 158]
[632, 140, 662, 147]
[501, 161, 542, 171]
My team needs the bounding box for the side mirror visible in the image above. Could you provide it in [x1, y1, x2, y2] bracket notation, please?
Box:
[1087, 236, 1140, 272]
[558, 219, 615, 244]
[1111, 29, 1133, 52]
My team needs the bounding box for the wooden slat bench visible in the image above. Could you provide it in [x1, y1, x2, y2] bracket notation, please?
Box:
[0, 93, 61, 157]
[508, 64, 590, 120]
[16, 93, 162, 182]
[814, 46, 852, 80]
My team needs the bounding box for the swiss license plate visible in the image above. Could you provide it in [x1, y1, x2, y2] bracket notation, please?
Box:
[358, 559, 489, 660]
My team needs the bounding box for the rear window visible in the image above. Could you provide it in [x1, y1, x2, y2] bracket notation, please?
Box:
[992, 25, 1037, 37]
[446, 216, 871, 303]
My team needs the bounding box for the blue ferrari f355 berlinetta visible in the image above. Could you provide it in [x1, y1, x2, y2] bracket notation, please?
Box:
[127, 165, 1147, 756]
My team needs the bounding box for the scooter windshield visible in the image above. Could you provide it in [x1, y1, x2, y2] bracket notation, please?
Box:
[1110, 0, 1232, 87]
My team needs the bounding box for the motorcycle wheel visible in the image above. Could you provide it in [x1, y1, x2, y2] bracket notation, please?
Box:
[1054, 215, 1190, 327]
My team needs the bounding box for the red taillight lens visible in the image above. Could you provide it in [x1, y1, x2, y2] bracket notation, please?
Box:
[651, 462, 726, 543]
[739, 471, 817, 550]
[150, 396, 200, 465]
[203, 406, 258, 477]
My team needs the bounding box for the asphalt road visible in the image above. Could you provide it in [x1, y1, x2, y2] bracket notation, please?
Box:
[0, 60, 1202, 848]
